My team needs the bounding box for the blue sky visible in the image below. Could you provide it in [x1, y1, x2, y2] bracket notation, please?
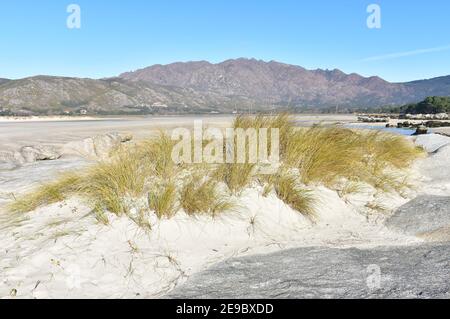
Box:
[0, 0, 449, 82]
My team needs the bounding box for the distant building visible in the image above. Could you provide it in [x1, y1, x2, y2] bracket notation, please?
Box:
[79, 109, 88, 115]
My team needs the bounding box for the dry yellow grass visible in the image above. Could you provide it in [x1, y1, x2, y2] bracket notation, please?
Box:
[283, 126, 423, 189]
[148, 182, 177, 219]
[138, 132, 177, 178]
[92, 203, 110, 225]
[180, 176, 234, 216]
[213, 163, 255, 195]
[233, 113, 294, 155]
[9, 173, 82, 213]
[211, 113, 294, 194]
[274, 174, 315, 219]
[81, 149, 147, 215]
[260, 170, 315, 218]
[9, 114, 424, 225]
[337, 181, 366, 198]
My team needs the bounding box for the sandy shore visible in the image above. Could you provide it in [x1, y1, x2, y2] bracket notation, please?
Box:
[0, 114, 357, 152]
[0, 130, 449, 298]
[4, 114, 448, 299]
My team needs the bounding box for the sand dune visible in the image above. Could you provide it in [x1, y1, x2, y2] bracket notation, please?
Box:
[1, 118, 448, 299]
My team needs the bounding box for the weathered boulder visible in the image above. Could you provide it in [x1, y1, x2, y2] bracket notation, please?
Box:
[386, 196, 450, 238]
[20, 145, 61, 162]
[62, 132, 133, 159]
[0, 145, 61, 168]
[0, 132, 133, 168]
[414, 133, 450, 153]
[417, 144, 450, 185]
[0, 151, 25, 165]
[168, 243, 450, 299]
[413, 125, 428, 135]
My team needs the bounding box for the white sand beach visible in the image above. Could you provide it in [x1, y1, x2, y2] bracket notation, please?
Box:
[0, 117, 449, 299]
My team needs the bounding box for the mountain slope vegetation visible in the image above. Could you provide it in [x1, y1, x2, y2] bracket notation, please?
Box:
[1, 59, 450, 115]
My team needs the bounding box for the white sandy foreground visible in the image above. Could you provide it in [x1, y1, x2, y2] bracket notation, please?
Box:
[0, 134, 449, 299]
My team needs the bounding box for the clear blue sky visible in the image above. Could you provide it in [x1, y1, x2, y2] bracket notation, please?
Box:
[1, 0, 449, 82]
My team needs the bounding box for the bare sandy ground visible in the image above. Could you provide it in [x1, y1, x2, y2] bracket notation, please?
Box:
[0, 114, 357, 152]
[8, 114, 449, 299]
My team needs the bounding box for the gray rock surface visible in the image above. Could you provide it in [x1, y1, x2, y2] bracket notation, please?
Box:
[62, 132, 132, 159]
[168, 243, 450, 299]
[0, 132, 133, 167]
[386, 196, 450, 237]
[417, 145, 450, 185]
[169, 194, 450, 299]
[20, 145, 61, 162]
[414, 134, 450, 153]
[0, 151, 25, 167]
[0, 145, 61, 166]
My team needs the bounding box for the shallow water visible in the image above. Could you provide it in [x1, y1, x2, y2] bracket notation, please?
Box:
[345, 124, 419, 136]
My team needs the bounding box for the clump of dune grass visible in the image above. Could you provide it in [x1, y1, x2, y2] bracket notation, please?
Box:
[9, 133, 174, 215]
[138, 132, 178, 178]
[81, 149, 147, 215]
[214, 163, 255, 195]
[336, 181, 366, 200]
[284, 127, 365, 186]
[9, 114, 424, 228]
[148, 182, 177, 219]
[283, 126, 424, 190]
[180, 176, 234, 216]
[92, 203, 110, 225]
[364, 131, 423, 169]
[261, 171, 315, 218]
[232, 113, 294, 155]
[9, 173, 82, 213]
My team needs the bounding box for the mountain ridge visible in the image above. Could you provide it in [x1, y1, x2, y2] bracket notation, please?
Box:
[1, 58, 450, 115]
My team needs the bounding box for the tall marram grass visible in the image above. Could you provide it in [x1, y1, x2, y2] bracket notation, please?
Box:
[211, 114, 292, 195]
[213, 163, 255, 195]
[9, 114, 424, 224]
[180, 176, 235, 216]
[233, 113, 293, 154]
[284, 126, 423, 189]
[148, 182, 178, 219]
[10, 173, 82, 213]
[262, 170, 316, 219]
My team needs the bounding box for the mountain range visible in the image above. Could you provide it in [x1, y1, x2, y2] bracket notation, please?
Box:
[1, 58, 450, 115]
